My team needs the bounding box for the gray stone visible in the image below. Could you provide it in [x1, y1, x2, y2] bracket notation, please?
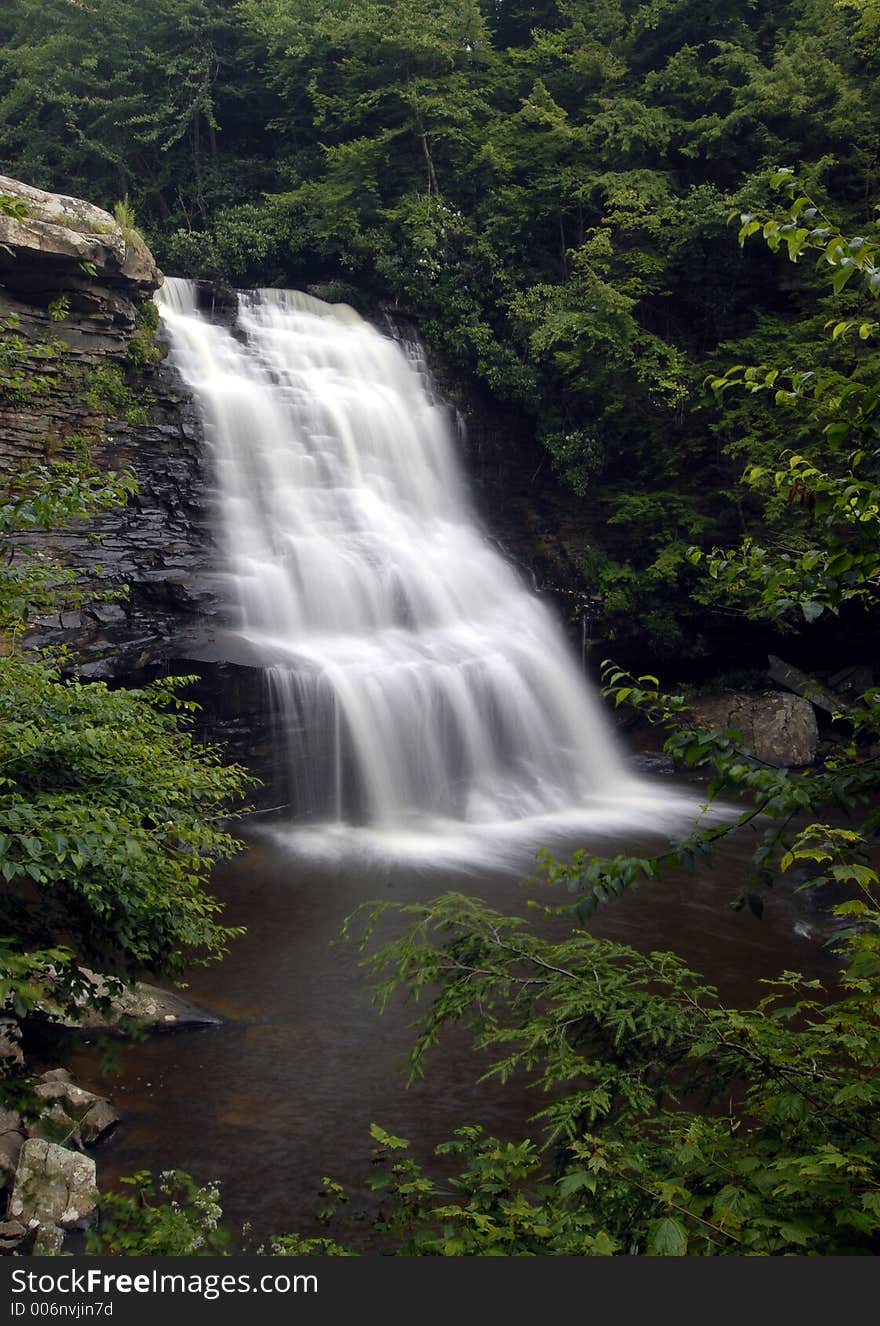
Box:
[0, 174, 160, 294]
[33, 1224, 65, 1256]
[60, 970, 221, 1037]
[38, 1070, 72, 1085]
[0, 1219, 27, 1253]
[829, 663, 874, 698]
[78, 1097, 121, 1147]
[7, 1140, 98, 1249]
[30, 1076, 120, 1148]
[87, 602, 128, 625]
[690, 690, 819, 768]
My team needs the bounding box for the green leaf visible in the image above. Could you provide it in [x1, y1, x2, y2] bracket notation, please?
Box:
[646, 1217, 688, 1256]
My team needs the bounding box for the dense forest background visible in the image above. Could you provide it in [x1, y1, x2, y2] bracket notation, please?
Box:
[3, 0, 878, 662]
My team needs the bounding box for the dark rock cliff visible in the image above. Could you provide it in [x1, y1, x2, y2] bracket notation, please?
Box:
[0, 175, 221, 677]
[0, 179, 281, 781]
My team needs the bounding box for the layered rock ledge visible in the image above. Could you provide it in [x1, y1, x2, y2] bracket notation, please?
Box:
[1, 175, 222, 677]
[0, 174, 159, 337]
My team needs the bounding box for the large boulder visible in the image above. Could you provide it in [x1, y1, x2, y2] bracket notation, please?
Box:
[59, 972, 222, 1037]
[689, 690, 819, 768]
[0, 174, 160, 301]
[7, 1139, 98, 1256]
[28, 1070, 120, 1149]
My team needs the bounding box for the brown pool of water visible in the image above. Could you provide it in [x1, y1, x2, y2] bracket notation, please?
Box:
[69, 804, 839, 1249]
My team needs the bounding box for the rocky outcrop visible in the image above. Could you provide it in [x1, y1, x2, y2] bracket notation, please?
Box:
[1, 1070, 118, 1255]
[28, 1070, 120, 1150]
[7, 1139, 98, 1255]
[0, 175, 159, 377]
[0, 175, 158, 337]
[60, 973, 222, 1037]
[0, 175, 222, 678]
[690, 690, 819, 768]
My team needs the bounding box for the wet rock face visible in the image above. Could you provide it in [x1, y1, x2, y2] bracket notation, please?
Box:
[690, 691, 819, 768]
[0, 174, 222, 678]
[19, 383, 222, 679]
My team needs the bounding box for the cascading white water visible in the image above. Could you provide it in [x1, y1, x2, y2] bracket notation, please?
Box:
[156, 278, 697, 863]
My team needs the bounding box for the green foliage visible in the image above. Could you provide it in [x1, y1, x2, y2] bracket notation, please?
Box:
[0, 314, 68, 404]
[0, 940, 101, 1029]
[87, 1171, 228, 1255]
[688, 175, 880, 629]
[81, 362, 156, 421]
[165, 201, 292, 286]
[126, 298, 166, 370]
[113, 196, 151, 259]
[338, 873, 880, 1255]
[0, 655, 247, 977]
[1, 0, 878, 651]
[0, 321, 249, 1097]
[0, 460, 136, 633]
[328, 1123, 618, 1255]
[0, 458, 248, 985]
[82, 364, 133, 414]
[46, 295, 69, 323]
[126, 334, 164, 370]
[0, 193, 28, 219]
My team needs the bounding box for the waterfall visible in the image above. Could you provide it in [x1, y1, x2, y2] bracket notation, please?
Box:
[156, 279, 695, 863]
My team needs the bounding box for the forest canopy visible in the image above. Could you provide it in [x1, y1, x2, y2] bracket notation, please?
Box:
[2, 0, 878, 657]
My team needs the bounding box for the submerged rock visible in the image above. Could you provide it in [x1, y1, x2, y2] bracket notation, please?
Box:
[60, 971, 221, 1037]
[690, 690, 819, 768]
